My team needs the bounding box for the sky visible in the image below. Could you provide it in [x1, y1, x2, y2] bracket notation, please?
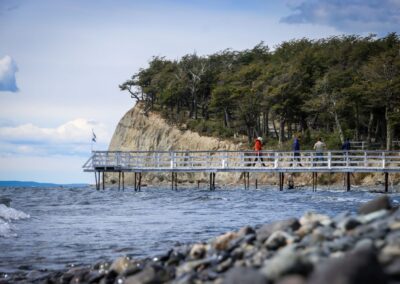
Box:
[0, 0, 399, 183]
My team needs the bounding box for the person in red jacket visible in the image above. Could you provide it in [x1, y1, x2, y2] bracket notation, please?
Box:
[253, 137, 266, 166]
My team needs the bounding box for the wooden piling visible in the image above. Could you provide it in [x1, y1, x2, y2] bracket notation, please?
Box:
[102, 172, 105, 190]
[255, 179, 258, 189]
[346, 172, 351, 192]
[122, 172, 125, 190]
[385, 172, 389, 193]
[94, 171, 99, 190]
[118, 172, 121, 191]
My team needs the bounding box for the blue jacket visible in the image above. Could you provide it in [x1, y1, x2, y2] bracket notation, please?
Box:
[293, 139, 300, 151]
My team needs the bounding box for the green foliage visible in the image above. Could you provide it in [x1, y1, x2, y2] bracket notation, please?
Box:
[120, 34, 400, 149]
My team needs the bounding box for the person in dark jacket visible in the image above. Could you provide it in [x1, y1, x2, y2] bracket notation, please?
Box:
[342, 138, 351, 152]
[292, 136, 302, 166]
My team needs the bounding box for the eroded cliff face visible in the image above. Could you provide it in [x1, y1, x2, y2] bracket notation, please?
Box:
[107, 103, 243, 185]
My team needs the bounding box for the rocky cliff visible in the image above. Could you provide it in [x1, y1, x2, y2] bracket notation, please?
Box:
[107, 103, 244, 185]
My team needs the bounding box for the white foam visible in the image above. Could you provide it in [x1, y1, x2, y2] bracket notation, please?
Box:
[0, 219, 16, 238]
[0, 204, 30, 221]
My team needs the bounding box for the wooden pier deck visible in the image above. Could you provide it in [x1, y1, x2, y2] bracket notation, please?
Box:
[83, 150, 400, 191]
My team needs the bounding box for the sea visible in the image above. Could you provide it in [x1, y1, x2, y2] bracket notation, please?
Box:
[1, 184, 400, 276]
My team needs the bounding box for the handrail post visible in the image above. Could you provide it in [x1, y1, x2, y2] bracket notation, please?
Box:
[170, 151, 175, 169]
[364, 151, 367, 167]
[328, 152, 332, 169]
[382, 151, 386, 169]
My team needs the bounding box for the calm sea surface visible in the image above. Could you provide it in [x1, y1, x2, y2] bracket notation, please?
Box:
[1, 184, 400, 274]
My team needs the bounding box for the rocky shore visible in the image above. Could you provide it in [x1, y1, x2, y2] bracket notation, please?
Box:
[3, 195, 400, 284]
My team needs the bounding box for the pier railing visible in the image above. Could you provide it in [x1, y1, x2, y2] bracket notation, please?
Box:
[83, 150, 400, 173]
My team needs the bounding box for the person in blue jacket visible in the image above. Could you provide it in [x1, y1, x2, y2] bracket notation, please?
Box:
[292, 136, 302, 166]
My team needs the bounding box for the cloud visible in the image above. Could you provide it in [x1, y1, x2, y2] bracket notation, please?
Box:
[281, 0, 400, 34]
[0, 118, 110, 156]
[0, 55, 19, 92]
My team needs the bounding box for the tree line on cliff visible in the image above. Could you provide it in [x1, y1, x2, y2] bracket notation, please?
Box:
[120, 33, 400, 150]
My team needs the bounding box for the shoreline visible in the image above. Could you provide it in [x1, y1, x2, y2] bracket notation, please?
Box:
[2, 195, 400, 284]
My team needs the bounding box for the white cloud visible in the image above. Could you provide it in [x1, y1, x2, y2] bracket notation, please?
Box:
[0, 118, 110, 156]
[0, 55, 19, 92]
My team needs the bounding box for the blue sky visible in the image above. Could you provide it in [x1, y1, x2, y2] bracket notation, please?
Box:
[0, 0, 399, 183]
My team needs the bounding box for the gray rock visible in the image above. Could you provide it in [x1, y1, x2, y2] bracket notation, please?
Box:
[276, 275, 306, 284]
[125, 267, 156, 284]
[358, 196, 392, 215]
[261, 246, 312, 281]
[384, 258, 400, 280]
[358, 209, 390, 224]
[338, 218, 361, 231]
[265, 231, 295, 250]
[256, 218, 300, 243]
[308, 248, 387, 284]
[222, 267, 267, 284]
[353, 238, 374, 251]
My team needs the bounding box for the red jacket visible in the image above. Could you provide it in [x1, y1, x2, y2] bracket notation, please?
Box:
[254, 139, 262, 151]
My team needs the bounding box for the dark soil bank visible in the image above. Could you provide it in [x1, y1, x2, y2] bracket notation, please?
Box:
[2, 195, 400, 284]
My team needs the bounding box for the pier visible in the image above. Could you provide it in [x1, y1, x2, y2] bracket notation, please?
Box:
[83, 150, 400, 192]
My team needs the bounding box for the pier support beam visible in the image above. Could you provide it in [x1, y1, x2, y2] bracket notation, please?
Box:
[209, 172, 216, 191]
[385, 172, 389, 193]
[122, 172, 125, 191]
[171, 172, 178, 190]
[134, 172, 142, 191]
[346, 172, 351, 192]
[102, 172, 105, 190]
[118, 172, 121, 191]
[94, 171, 99, 190]
[312, 172, 317, 192]
[279, 172, 285, 191]
[243, 172, 250, 189]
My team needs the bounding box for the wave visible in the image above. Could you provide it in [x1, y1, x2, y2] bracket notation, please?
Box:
[0, 204, 30, 238]
[0, 204, 30, 221]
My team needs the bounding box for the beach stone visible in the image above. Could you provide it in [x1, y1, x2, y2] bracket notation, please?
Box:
[379, 244, 400, 264]
[311, 226, 335, 243]
[308, 248, 387, 284]
[265, 231, 295, 250]
[389, 221, 400, 231]
[216, 258, 233, 273]
[176, 257, 217, 277]
[384, 258, 400, 279]
[338, 218, 361, 231]
[353, 238, 374, 251]
[124, 267, 156, 284]
[222, 267, 267, 284]
[325, 236, 355, 252]
[110, 256, 132, 274]
[300, 212, 332, 227]
[237, 225, 255, 237]
[358, 209, 390, 224]
[386, 230, 400, 245]
[213, 232, 239, 251]
[190, 243, 207, 259]
[358, 196, 392, 215]
[256, 218, 300, 243]
[276, 275, 306, 284]
[261, 246, 312, 281]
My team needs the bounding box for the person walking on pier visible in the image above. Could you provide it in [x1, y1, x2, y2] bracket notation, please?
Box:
[292, 136, 302, 167]
[253, 137, 266, 166]
[313, 137, 326, 166]
[342, 138, 351, 152]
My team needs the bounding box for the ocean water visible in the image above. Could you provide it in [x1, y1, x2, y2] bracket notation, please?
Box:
[1, 184, 399, 275]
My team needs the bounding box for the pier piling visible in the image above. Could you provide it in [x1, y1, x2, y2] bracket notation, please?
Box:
[385, 172, 389, 193]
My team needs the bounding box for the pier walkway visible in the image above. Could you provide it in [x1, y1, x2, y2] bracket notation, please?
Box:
[83, 150, 400, 191]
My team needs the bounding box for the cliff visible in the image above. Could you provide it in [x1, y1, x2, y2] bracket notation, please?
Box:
[107, 103, 243, 185]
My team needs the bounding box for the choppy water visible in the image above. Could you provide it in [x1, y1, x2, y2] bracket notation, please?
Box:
[1, 184, 400, 275]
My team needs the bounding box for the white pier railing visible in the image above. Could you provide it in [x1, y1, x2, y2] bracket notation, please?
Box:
[83, 150, 400, 173]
